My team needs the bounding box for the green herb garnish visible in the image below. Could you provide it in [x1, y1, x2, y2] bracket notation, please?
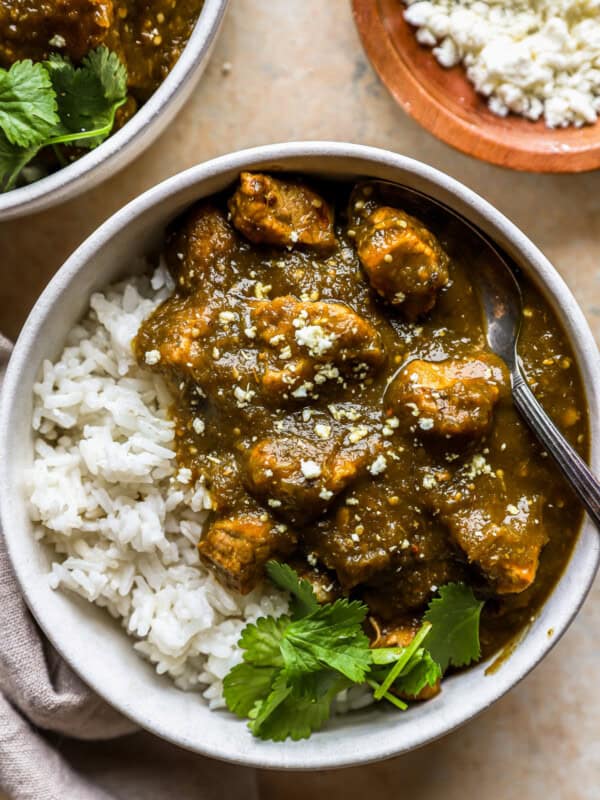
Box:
[0, 61, 58, 147]
[0, 47, 127, 192]
[265, 561, 319, 619]
[223, 562, 484, 741]
[423, 582, 484, 671]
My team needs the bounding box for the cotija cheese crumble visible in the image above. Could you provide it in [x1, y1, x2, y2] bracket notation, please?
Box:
[403, 0, 600, 127]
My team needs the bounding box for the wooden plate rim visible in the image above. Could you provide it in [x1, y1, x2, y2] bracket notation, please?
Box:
[352, 0, 600, 173]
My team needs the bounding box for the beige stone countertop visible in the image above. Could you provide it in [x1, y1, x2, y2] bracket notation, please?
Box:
[1, 1, 599, 797]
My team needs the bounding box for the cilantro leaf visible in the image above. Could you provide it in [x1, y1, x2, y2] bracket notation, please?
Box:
[283, 599, 372, 682]
[45, 47, 127, 148]
[221, 567, 485, 742]
[47, 53, 109, 136]
[239, 615, 289, 667]
[0, 61, 58, 147]
[423, 583, 483, 671]
[83, 47, 127, 104]
[0, 48, 128, 191]
[223, 662, 279, 719]
[266, 560, 319, 619]
[393, 649, 442, 697]
[279, 636, 322, 677]
[249, 671, 340, 742]
[247, 671, 294, 737]
[0, 130, 39, 191]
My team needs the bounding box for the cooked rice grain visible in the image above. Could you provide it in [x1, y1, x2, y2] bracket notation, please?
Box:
[28, 266, 289, 707]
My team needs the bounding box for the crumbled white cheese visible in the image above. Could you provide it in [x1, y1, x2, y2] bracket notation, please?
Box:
[418, 417, 435, 431]
[218, 311, 237, 325]
[192, 417, 205, 435]
[383, 415, 401, 436]
[315, 423, 332, 439]
[368, 455, 388, 475]
[464, 453, 493, 479]
[292, 309, 309, 328]
[254, 282, 272, 299]
[319, 488, 334, 500]
[329, 404, 342, 421]
[49, 34, 67, 48]
[144, 349, 161, 365]
[314, 364, 340, 384]
[422, 473, 437, 490]
[268, 499, 283, 508]
[291, 381, 314, 398]
[300, 459, 322, 480]
[403, 0, 600, 128]
[295, 324, 335, 357]
[347, 425, 369, 444]
[233, 385, 256, 408]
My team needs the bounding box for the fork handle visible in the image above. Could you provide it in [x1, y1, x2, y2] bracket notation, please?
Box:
[512, 370, 600, 529]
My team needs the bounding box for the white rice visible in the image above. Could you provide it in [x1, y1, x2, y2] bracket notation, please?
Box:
[27, 264, 291, 708]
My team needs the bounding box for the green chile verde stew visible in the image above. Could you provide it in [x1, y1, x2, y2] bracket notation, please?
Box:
[134, 172, 587, 726]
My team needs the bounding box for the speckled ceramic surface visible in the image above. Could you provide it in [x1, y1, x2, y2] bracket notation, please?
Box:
[2, 143, 599, 771]
[1, 1, 600, 794]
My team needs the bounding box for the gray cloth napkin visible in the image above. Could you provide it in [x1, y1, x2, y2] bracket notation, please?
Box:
[0, 337, 258, 800]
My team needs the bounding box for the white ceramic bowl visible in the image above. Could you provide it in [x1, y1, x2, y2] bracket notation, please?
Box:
[0, 0, 228, 221]
[1, 143, 599, 769]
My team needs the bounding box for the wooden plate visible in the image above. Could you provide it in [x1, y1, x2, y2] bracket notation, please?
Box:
[352, 0, 600, 173]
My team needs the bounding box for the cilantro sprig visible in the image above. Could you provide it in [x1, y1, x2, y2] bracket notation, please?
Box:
[223, 562, 484, 741]
[0, 47, 127, 192]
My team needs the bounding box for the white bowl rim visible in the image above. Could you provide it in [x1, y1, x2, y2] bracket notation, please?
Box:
[1, 141, 599, 770]
[0, 0, 228, 220]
